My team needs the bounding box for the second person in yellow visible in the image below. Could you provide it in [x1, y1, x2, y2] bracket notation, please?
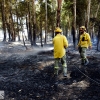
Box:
[77, 26, 92, 65]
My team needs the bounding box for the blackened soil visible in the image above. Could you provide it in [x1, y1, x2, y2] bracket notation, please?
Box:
[0, 50, 100, 100]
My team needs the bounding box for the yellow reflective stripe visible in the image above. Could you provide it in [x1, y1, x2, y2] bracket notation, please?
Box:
[54, 66, 59, 69]
[63, 64, 67, 67]
[82, 58, 86, 59]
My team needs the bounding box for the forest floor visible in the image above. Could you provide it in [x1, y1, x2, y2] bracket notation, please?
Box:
[0, 41, 100, 100]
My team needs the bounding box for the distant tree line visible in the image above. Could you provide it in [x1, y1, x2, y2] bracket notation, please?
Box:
[0, 0, 100, 50]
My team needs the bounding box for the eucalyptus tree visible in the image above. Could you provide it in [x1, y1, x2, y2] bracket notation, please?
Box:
[47, 0, 56, 38]
[37, 0, 46, 46]
[45, 0, 57, 37]
[17, 0, 38, 46]
[62, 0, 90, 48]
[85, 0, 91, 32]
[0, 0, 26, 41]
[61, 0, 72, 36]
[3, 0, 17, 41]
[72, 0, 76, 48]
[15, 0, 29, 44]
[93, 0, 100, 51]
[76, 0, 87, 27]
[87, 0, 100, 50]
[0, 0, 6, 41]
[56, 0, 62, 27]
[37, 0, 43, 46]
[32, 0, 36, 46]
[90, 0, 100, 34]
[45, 0, 47, 44]
[50, 0, 56, 38]
[97, 1, 100, 51]
[41, 0, 56, 44]
[37, 0, 57, 45]
[62, 0, 76, 48]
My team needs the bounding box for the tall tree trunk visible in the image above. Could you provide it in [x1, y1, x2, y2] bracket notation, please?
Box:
[92, 2, 100, 41]
[40, 3, 43, 47]
[44, 0, 47, 44]
[28, 2, 32, 45]
[9, 10, 16, 41]
[27, 2, 30, 41]
[6, 0, 16, 41]
[16, 2, 20, 41]
[97, 26, 100, 51]
[1, 0, 6, 41]
[32, 0, 36, 46]
[17, 18, 20, 41]
[26, 15, 29, 40]
[56, 0, 62, 27]
[72, 0, 76, 49]
[51, 0, 55, 38]
[85, 0, 91, 32]
[40, 20, 43, 47]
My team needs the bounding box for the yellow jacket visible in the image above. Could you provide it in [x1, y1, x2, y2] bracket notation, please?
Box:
[78, 32, 92, 48]
[53, 34, 68, 58]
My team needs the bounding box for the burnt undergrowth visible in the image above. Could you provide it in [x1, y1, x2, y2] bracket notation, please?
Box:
[0, 50, 100, 100]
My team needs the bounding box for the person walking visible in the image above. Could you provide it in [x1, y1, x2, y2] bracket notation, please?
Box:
[77, 26, 92, 65]
[53, 27, 68, 77]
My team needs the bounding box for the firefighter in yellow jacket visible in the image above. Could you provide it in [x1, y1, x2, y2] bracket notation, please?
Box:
[77, 26, 92, 65]
[53, 27, 68, 77]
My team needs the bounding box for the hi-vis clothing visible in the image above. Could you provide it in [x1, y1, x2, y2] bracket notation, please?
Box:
[78, 32, 92, 64]
[54, 55, 67, 69]
[53, 34, 68, 58]
[53, 34, 68, 76]
[78, 32, 92, 48]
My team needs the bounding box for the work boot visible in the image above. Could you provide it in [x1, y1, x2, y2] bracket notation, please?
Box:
[81, 59, 85, 65]
[54, 69, 59, 76]
[63, 73, 67, 77]
[63, 67, 67, 77]
[84, 60, 89, 65]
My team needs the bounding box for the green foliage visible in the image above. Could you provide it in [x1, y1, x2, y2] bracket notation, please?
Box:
[76, 0, 87, 26]
[0, 0, 100, 38]
[17, 1, 29, 17]
[61, 0, 73, 28]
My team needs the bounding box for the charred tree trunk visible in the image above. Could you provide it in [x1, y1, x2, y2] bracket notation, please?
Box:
[72, 0, 76, 49]
[52, 25, 54, 38]
[44, 0, 47, 44]
[28, 2, 32, 45]
[97, 26, 100, 51]
[32, 0, 36, 46]
[71, 26, 76, 48]
[33, 22, 36, 46]
[40, 20, 43, 47]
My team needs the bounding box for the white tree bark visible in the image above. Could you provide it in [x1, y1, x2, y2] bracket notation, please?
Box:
[86, 0, 91, 32]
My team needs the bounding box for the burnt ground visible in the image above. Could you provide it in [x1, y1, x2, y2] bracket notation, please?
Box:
[0, 45, 100, 100]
